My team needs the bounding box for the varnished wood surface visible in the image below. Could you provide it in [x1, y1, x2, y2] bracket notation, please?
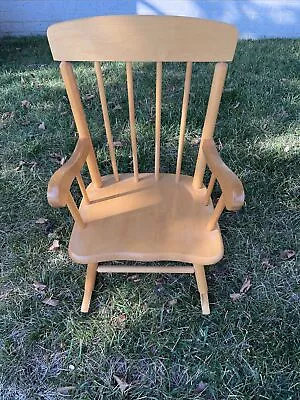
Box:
[47, 16, 238, 62]
[47, 138, 89, 207]
[202, 139, 245, 211]
[68, 174, 224, 265]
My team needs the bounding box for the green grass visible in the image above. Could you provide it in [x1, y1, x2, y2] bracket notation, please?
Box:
[0, 37, 299, 399]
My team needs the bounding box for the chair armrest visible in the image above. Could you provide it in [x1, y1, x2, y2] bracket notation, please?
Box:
[202, 139, 244, 211]
[47, 138, 90, 207]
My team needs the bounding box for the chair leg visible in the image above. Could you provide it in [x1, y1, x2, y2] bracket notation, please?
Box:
[194, 264, 210, 315]
[81, 262, 98, 313]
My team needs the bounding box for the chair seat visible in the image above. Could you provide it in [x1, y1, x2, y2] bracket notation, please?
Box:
[68, 173, 224, 265]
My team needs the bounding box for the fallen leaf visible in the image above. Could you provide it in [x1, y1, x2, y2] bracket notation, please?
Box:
[35, 217, 48, 224]
[84, 93, 95, 100]
[261, 258, 274, 269]
[1, 111, 14, 121]
[127, 274, 140, 282]
[33, 281, 47, 291]
[117, 313, 127, 324]
[195, 381, 208, 394]
[168, 299, 177, 306]
[230, 292, 243, 301]
[240, 277, 251, 294]
[216, 139, 223, 151]
[38, 121, 45, 130]
[113, 375, 129, 394]
[191, 137, 201, 146]
[113, 141, 123, 148]
[42, 297, 59, 306]
[49, 239, 60, 251]
[50, 153, 66, 165]
[57, 386, 76, 395]
[230, 277, 251, 301]
[280, 249, 295, 260]
[21, 99, 30, 108]
[112, 104, 122, 111]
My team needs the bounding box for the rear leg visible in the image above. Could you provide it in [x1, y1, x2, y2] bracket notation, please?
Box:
[194, 264, 210, 315]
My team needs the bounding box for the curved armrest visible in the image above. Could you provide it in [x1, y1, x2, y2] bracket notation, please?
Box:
[202, 139, 244, 211]
[47, 138, 90, 207]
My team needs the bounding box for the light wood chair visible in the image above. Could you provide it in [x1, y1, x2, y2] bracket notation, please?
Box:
[47, 16, 244, 315]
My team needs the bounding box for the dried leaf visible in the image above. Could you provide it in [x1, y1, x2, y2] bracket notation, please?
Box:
[38, 121, 45, 130]
[191, 137, 200, 146]
[113, 141, 123, 148]
[35, 217, 48, 224]
[196, 381, 208, 394]
[42, 297, 59, 306]
[240, 277, 251, 294]
[49, 239, 60, 251]
[168, 299, 177, 306]
[280, 249, 295, 260]
[117, 313, 127, 324]
[112, 104, 122, 111]
[21, 99, 30, 108]
[50, 153, 66, 165]
[57, 386, 76, 395]
[33, 281, 47, 291]
[1, 111, 14, 121]
[84, 93, 95, 100]
[261, 258, 274, 269]
[230, 292, 243, 301]
[127, 274, 140, 282]
[216, 139, 223, 151]
[113, 375, 129, 394]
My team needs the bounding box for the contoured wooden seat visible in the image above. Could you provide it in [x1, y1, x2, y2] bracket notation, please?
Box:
[47, 16, 245, 315]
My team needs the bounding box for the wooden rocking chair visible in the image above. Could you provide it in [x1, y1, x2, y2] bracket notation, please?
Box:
[47, 16, 244, 315]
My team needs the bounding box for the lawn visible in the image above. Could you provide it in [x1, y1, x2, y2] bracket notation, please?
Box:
[0, 37, 299, 399]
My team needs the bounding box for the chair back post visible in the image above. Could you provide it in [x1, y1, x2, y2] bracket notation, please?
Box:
[60, 61, 102, 188]
[193, 62, 228, 189]
[126, 62, 139, 182]
[155, 61, 162, 181]
[176, 61, 193, 183]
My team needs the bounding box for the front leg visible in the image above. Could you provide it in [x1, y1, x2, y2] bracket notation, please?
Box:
[194, 264, 210, 315]
[81, 262, 98, 313]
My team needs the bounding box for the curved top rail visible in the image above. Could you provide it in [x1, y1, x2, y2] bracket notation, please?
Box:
[47, 15, 238, 62]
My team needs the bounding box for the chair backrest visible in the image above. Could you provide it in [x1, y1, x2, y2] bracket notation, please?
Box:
[47, 16, 238, 188]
